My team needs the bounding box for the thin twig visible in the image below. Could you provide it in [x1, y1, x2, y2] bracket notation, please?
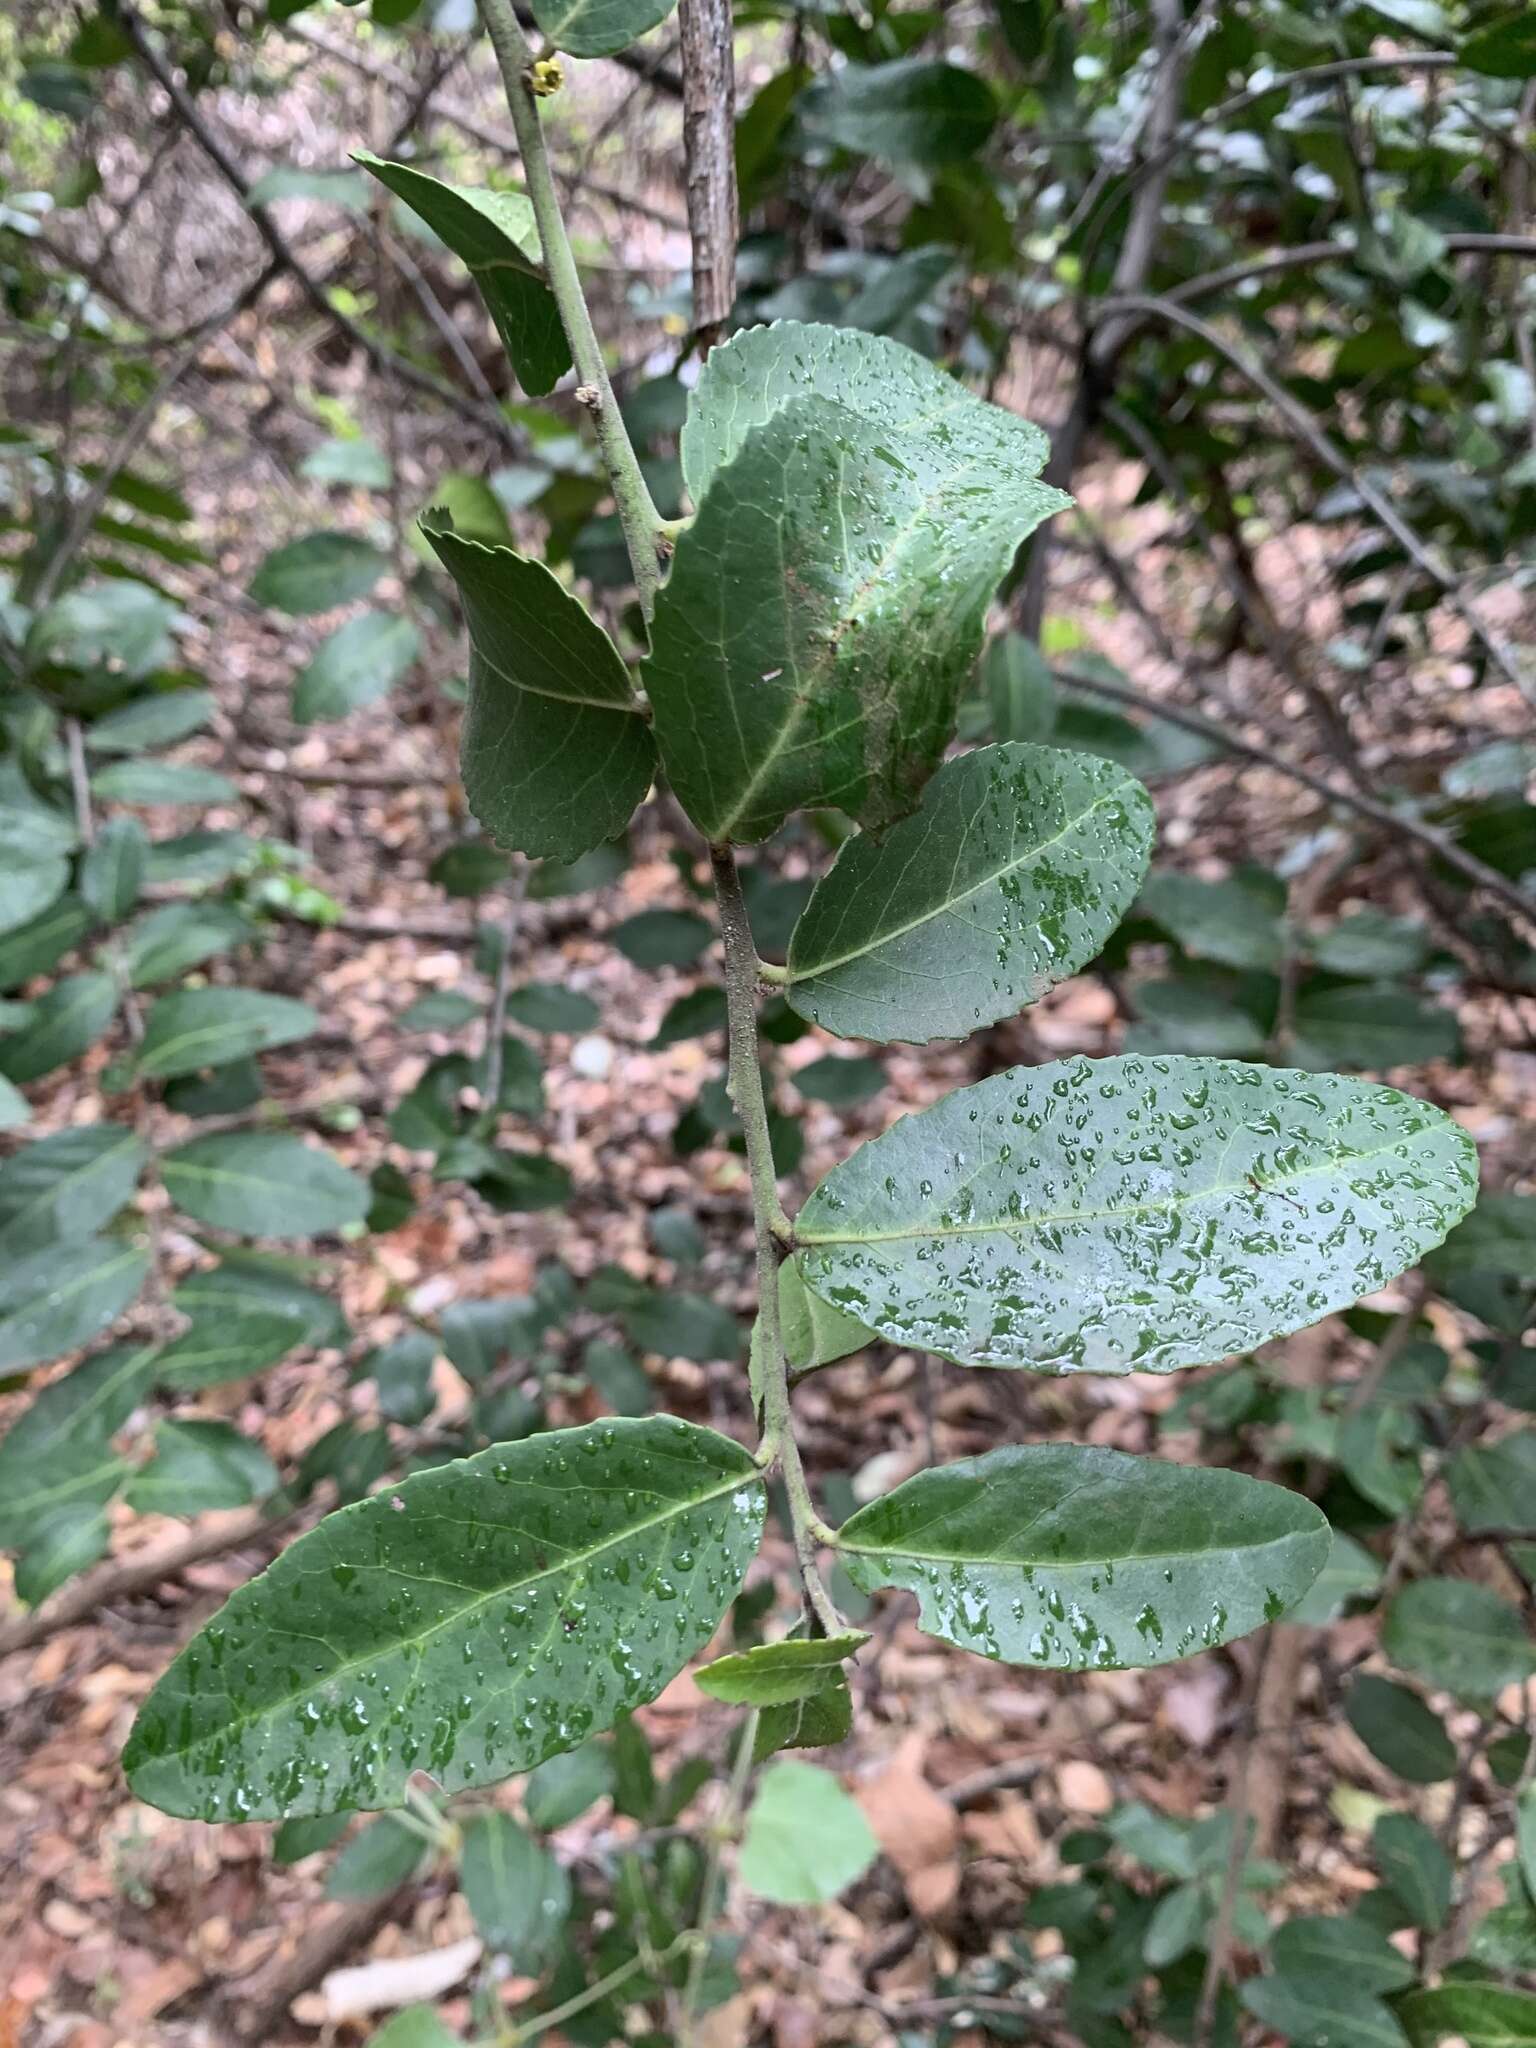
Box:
[115, 3, 523, 446]
[1095, 291, 1530, 695]
[1053, 661, 1535, 927]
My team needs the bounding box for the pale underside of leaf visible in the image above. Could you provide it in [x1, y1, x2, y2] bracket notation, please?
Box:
[782, 742, 1154, 1043]
[795, 1054, 1478, 1373]
[834, 1444, 1329, 1669]
[123, 1417, 765, 1820]
[354, 153, 570, 395]
[425, 517, 655, 862]
[530, 0, 680, 57]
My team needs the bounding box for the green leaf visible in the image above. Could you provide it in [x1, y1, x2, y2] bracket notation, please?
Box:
[650, 322, 1067, 843]
[1401, 1984, 1536, 2046]
[301, 437, 392, 489]
[430, 840, 512, 898]
[79, 816, 147, 922]
[623, 1291, 741, 1362]
[1309, 911, 1430, 980]
[738, 1760, 879, 1904]
[1374, 1811, 1452, 1932]
[14, 1506, 112, 1606]
[0, 895, 91, 990]
[0, 972, 117, 1084]
[524, 1739, 615, 1828]
[459, 1811, 570, 1962]
[355, 154, 570, 395]
[137, 988, 318, 1080]
[610, 909, 712, 969]
[1290, 984, 1460, 1073]
[123, 1417, 765, 1819]
[1344, 1675, 1456, 1783]
[0, 848, 68, 942]
[29, 580, 177, 678]
[157, 1258, 344, 1389]
[1462, 12, 1536, 78]
[528, 0, 678, 57]
[360, 1330, 439, 1425]
[273, 1811, 350, 1863]
[779, 1258, 876, 1374]
[424, 515, 654, 862]
[91, 760, 237, 807]
[789, 1055, 880, 1108]
[696, 1631, 868, 1704]
[0, 1342, 154, 1549]
[249, 532, 389, 616]
[86, 688, 215, 754]
[0, 1076, 31, 1128]
[781, 743, 1152, 1043]
[1139, 867, 1286, 972]
[753, 1676, 853, 1762]
[364, 2010, 461, 2048]
[126, 1419, 278, 1515]
[1520, 1788, 1536, 1912]
[161, 1131, 369, 1238]
[1269, 1912, 1414, 1996]
[1384, 1578, 1536, 1699]
[1447, 1430, 1536, 1534]
[798, 58, 998, 168]
[326, 1814, 429, 1899]
[1241, 1970, 1409, 2048]
[983, 632, 1058, 743]
[795, 1054, 1476, 1373]
[293, 611, 421, 724]
[0, 1237, 148, 1372]
[833, 1444, 1327, 1669]
[651, 987, 728, 1047]
[398, 991, 480, 1034]
[0, 1125, 145, 1255]
[1290, 1530, 1381, 1624]
[503, 983, 600, 1034]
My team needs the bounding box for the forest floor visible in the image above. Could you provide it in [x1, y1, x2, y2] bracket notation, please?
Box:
[4, 83, 1536, 2046]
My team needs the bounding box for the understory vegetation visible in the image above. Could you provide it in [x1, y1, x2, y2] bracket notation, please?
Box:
[1, 1, 1534, 2043]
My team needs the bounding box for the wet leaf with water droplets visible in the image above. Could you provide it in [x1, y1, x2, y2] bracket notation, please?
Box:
[425, 514, 655, 863]
[646, 322, 1068, 844]
[832, 1444, 1329, 1670]
[781, 742, 1154, 1043]
[122, 1417, 765, 1821]
[795, 1054, 1478, 1374]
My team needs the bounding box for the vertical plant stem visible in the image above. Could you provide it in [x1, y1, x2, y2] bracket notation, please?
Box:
[676, 1707, 760, 2043]
[478, 860, 529, 1128]
[677, 0, 739, 352]
[710, 845, 839, 1635]
[476, 0, 665, 617]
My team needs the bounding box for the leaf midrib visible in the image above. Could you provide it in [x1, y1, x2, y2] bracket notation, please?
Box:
[835, 1524, 1316, 1568]
[798, 1127, 1442, 1251]
[787, 782, 1130, 986]
[0, 1128, 140, 1247]
[141, 1460, 763, 1769]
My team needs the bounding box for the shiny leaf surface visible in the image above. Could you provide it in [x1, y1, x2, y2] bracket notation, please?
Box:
[795, 1055, 1477, 1373]
[781, 743, 1153, 1042]
[649, 323, 1067, 843]
[123, 1417, 765, 1819]
[833, 1445, 1328, 1669]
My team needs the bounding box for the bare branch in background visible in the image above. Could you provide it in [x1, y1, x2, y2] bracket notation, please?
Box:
[678, 0, 739, 351]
